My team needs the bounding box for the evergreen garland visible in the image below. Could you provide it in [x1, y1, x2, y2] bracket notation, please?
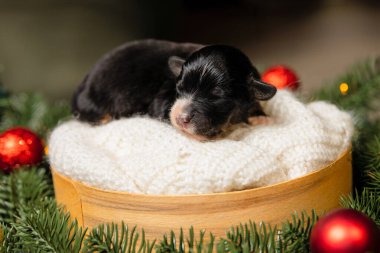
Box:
[0, 57, 379, 252]
[312, 57, 380, 226]
[0, 168, 53, 225]
[0, 92, 70, 138]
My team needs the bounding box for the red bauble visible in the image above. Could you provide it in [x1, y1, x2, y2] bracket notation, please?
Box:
[310, 209, 380, 253]
[261, 65, 300, 90]
[0, 127, 44, 171]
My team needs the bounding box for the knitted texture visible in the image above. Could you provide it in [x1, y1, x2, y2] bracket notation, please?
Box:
[48, 90, 353, 195]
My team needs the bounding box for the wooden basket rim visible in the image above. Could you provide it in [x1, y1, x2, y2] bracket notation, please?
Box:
[52, 147, 351, 199]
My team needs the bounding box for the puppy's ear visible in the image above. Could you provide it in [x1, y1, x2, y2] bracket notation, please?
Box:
[168, 56, 185, 77]
[248, 76, 277, 100]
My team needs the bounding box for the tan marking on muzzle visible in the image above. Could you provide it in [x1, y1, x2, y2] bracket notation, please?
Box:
[170, 97, 210, 140]
[170, 97, 192, 129]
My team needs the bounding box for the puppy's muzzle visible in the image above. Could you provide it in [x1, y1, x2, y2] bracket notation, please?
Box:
[170, 97, 192, 129]
[175, 113, 193, 128]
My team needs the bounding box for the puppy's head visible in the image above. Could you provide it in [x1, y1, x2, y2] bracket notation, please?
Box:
[168, 45, 276, 141]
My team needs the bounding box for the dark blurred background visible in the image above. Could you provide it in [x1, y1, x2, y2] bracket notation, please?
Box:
[0, 0, 379, 100]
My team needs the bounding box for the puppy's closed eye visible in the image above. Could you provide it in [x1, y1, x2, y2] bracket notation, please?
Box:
[176, 83, 183, 94]
[176, 80, 191, 94]
[210, 86, 225, 97]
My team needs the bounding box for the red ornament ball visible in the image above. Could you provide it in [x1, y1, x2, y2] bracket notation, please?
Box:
[310, 208, 380, 253]
[261, 65, 300, 90]
[0, 127, 44, 171]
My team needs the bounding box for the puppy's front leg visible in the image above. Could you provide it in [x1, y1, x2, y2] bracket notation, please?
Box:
[99, 114, 113, 124]
[248, 116, 274, 126]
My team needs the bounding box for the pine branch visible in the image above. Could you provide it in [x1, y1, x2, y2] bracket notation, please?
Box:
[279, 210, 319, 253]
[312, 57, 380, 193]
[215, 211, 318, 253]
[9, 200, 86, 253]
[0, 167, 54, 225]
[0, 92, 70, 138]
[311, 57, 380, 142]
[1, 180, 86, 253]
[367, 171, 380, 191]
[352, 133, 380, 184]
[0, 223, 23, 253]
[84, 211, 318, 253]
[312, 57, 380, 115]
[363, 136, 380, 172]
[84, 222, 155, 253]
[356, 135, 380, 192]
[217, 222, 278, 253]
[156, 227, 214, 253]
[340, 189, 380, 227]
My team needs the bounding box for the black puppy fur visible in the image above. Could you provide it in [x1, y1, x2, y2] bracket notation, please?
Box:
[72, 39, 277, 139]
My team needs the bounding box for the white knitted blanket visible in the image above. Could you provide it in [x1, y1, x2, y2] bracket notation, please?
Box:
[48, 90, 353, 195]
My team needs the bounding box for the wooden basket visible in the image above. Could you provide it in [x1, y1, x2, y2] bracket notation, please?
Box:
[52, 148, 352, 241]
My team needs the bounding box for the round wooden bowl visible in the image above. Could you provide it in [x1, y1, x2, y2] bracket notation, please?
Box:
[52, 148, 352, 241]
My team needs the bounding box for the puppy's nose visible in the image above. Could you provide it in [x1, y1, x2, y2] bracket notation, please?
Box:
[176, 113, 193, 128]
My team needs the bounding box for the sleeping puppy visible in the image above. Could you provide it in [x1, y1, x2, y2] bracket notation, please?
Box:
[72, 39, 277, 141]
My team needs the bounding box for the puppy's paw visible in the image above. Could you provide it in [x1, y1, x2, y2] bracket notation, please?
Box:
[179, 130, 211, 142]
[99, 114, 112, 124]
[248, 116, 274, 126]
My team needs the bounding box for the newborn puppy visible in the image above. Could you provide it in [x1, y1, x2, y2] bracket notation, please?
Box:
[72, 39, 277, 140]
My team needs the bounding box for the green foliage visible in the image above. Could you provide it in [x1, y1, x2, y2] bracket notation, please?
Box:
[312, 57, 380, 119]
[367, 170, 380, 191]
[156, 228, 214, 253]
[213, 211, 319, 253]
[341, 189, 380, 227]
[355, 136, 380, 192]
[363, 137, 380, 174]
[0, 223, 22, 253]
[313, 57, 380, 226]
[312, 57, 380, 157]
[74, 211, 319, 253]
[280, 210, 319, 253]
[217, 222, 277, 253]
[5, 200, 86, 253]
[84, 222, 155, 253]
[0, 92, 70, 138]
[0, 167, 54, 225]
